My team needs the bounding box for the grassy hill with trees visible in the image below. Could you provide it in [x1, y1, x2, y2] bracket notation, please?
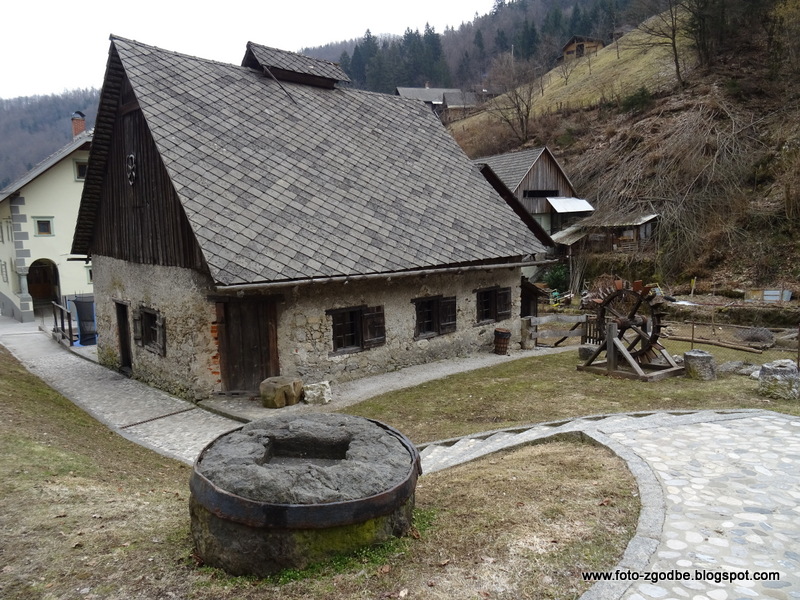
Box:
[449, 0, 800, 294]
[0, 90, 99, 189]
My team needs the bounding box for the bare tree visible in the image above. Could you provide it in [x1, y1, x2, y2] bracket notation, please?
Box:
[556, 56, 580, 85]
[485, 53, 539, 143]
[570, 98, 766, 277]
[630, 0, 686, 85]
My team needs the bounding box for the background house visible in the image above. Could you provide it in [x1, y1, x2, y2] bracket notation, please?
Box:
[473, 147, 594, 236]
[561, 36, 605, 60]
[0, 113, 93, 322]
[555, 212, 659, 254]
[72, 37, 549, 400]
[396, 86, 477, 120]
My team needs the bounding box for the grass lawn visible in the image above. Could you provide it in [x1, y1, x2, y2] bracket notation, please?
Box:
[343, 344, 798, 444]
[3, 341, 794, 599]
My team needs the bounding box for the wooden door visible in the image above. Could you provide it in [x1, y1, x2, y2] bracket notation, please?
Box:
[115, 302, 132, 374]
[218, 298, 279, 393]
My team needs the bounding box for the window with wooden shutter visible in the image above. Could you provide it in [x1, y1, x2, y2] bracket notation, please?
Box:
[327, 305, 385, 353]
[413, 295, 457, 338]
[439, 296, 457, 333]
[362, 306, 386, 348]
[330, 308, 361, 351]
[496, 288, 512, 321]
[137, 306, 167, 356]
[475, 287, 513, 323]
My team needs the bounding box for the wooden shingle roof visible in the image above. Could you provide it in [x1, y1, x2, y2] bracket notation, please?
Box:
[74, 37, 545, 287]
[473, 147, 547, 194]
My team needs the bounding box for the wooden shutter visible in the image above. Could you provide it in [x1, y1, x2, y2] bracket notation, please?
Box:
[496, 288, 512, 321]
[155, 313, 167, 357]
[439, 296, 457, 333]
[132, 310, 143, 346]
[361, 306, 386, 348]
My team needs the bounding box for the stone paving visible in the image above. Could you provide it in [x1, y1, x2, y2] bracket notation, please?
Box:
[1, 315, 799, 599]
[609, 412, 800, 600]
[0, 320, 239, 463]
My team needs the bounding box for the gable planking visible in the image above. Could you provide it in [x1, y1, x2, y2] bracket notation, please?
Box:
[91, 86, 205, 271]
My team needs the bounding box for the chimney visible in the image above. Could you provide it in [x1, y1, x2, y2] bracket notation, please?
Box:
[71, 111, 86, 138]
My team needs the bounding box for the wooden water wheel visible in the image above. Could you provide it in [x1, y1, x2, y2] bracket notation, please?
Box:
[578, 279, 684, 381]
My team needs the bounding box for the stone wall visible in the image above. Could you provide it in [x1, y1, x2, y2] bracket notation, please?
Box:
[92, 255, 219, 400]
[275, 268, 523, 384]
[93, 255, 523, 398]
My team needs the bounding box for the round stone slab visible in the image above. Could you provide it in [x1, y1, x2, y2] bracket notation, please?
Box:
[189, 414, 420, 576]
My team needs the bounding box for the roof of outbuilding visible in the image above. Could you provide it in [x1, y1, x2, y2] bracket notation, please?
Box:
[395, 87, 465, 104]
[546, 197, 594, 213]
[74, 36, 545, 287]
[442, 91, 478, 108]
[473, 147, 547, 193]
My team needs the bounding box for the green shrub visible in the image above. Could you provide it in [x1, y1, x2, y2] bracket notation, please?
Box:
[543, 263, 569, 292]
[620, 86, 653, 114]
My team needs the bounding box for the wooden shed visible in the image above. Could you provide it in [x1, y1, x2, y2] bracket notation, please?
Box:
[474, 147, 594, 235]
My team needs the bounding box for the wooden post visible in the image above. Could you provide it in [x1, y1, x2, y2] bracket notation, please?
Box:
[606, 322, 618, 373]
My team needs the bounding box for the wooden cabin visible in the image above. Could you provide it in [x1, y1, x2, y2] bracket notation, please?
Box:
[71, 37, 550, 400]
[562, 36, 605, 60]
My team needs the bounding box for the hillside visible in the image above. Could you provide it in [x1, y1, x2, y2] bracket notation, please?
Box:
[0, 90, 99, 189]
[449, 16, 800, 294]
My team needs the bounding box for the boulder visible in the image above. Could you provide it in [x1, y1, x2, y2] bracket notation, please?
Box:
[259, 376, 304, 409]
[303, 381, 332, 405]
[578, 344, 598, 361]
[758, 359, 800, 401]
[684, 349, 716, 381]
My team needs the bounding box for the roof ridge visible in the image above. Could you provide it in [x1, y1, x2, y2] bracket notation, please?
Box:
[110, 34, 252, 73]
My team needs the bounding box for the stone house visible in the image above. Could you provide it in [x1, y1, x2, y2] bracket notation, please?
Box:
[474, 147, 594, 236]
[71, 37, 550, 400]
[0, 114, 93, 322]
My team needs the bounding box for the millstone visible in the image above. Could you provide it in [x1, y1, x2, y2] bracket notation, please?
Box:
[189, 414, 420, 576]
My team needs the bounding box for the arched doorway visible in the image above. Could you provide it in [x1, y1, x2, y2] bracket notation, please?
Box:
[27, 259, 60, 310]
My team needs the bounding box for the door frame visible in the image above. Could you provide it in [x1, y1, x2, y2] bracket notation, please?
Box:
[216, 297, 279, 393]
[115, 300, 133, 375]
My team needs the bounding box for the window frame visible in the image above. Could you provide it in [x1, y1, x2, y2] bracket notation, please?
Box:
[327, 305, 386, 355]
[33, 217, 55, 237]
[133, 306, 166, 356]
[74, 159, 89, 181]
[475, 286, 512, 324]
[412, 295, 457, 339]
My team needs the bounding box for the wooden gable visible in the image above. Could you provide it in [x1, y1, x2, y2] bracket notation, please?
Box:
[517, 149, 576, 216]
[89, 74, 206, 271]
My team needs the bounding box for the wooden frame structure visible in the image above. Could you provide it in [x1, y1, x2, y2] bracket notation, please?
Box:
[577, 322, 684, 381]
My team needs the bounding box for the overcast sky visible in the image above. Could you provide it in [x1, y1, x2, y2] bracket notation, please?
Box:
[1, 0, 495, 99]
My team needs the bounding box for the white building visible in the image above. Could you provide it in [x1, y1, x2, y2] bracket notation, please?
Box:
[0, 113, 93, 322]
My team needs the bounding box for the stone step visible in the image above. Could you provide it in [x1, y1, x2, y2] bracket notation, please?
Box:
[419, 443, 449, 463]
[424, 432, 522, 473]
[422, 438, 480, 472]
[444, 431, 519, 464]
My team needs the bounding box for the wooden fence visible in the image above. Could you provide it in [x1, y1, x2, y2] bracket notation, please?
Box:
[523, 313, 591, 348]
